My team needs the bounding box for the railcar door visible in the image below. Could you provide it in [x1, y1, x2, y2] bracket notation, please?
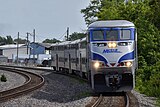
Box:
[80, 53, 82, 76]
[69, 54, 71, 73]
[56, 54, 58, 71]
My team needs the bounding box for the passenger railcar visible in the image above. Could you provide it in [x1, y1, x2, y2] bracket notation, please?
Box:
[51, 38, 87, 76]
[51, 20, 137, 92]
[87, 20, 137, 92]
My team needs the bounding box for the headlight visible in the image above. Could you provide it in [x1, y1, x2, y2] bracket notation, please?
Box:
[92, 61, 105, 69]
[108, 43, 112, 48]
[125, 61, 132, 67]
[94, 61, 100, 68]
[108, 42, 117, 48]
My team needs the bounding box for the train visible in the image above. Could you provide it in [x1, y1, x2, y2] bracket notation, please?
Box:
[51, 20, 137, 92]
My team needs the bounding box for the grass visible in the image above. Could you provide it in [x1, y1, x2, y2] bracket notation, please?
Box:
[0, 74, 7, 82]
[156, 98, 160, 107]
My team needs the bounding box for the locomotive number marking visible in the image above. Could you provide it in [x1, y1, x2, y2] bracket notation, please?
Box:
[103, 49, 121, 53]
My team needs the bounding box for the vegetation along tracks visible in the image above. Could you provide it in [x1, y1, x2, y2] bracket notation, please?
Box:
[0, 66, 44, 103]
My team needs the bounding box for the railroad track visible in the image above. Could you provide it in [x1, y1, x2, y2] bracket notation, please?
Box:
[91, 94, 103, 107]
[91, 92, 130, 107]
[0, 66, 44, 103]
[0, 64, 88, 83]
[0, 65, 139, 107]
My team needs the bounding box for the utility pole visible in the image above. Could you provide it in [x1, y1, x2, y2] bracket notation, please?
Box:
[67, 27, 69, 41]
[16, 32, 19, 64]
[26, 33, 29, 54]
[33, 29, 36, 64]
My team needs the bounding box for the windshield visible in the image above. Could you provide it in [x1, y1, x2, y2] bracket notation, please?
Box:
[92, 30, 104, 40]
[106, 30, 118, 41]
[120, 30, 131, 40]
[91, 29, 131, 41]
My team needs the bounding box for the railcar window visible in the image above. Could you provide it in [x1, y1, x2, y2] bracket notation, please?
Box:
[68, 45, 71, 49]
[58, 46, 61, 50]
[76, 58, 79, 64]
[80, 41, 86, 48]
[59, 46, 64, 50]
[51, 47, 54, 51]
[71, 58, 77, 63]
[92, 30, 104, 40]
[65, 58, 68, 62]
[106, 30, 118, 41]
[75, 44, 78, 49]
[51, 56, 55, 61]
[64, 46, 67, 50]
[81, 58, 86, 64]
[66, 45, 69, 49]
[53, 47, 55, 51]
[120, 30, 131, 40]
[59, 57, 65, 62]
[70, 44, 75, 49]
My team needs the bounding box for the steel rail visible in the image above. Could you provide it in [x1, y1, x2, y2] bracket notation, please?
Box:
[0, 64, 88, 82]
[0, 66, 44, 103]
[91, 94, 103, 107]
[124, 92, 130, 107]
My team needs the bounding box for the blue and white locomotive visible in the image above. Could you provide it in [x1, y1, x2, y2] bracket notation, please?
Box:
[87, 20, 137, 92]
[51, 20, 137, 92]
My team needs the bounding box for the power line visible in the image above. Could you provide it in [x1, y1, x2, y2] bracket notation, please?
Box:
[58, 30, 67, 40]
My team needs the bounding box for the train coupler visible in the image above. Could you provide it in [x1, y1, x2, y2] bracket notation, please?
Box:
[105, 74, 122, 89]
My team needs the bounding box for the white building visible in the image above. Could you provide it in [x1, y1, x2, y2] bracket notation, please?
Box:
[0, 44, 30, 62]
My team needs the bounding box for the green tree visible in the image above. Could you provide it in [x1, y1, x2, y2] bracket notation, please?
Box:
[0, 36, 14, 45]
[42, 38, 60, 43]
[68, 32, 86, 41]
[14, 38, 27, 44]
[6, 36, 14, 44]
[81, 0, 102, 25]
[0, 36, 7, 45]
[149, 0, 160, 29]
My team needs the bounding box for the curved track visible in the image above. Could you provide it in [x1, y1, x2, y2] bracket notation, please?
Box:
[0, 66, 44, 103]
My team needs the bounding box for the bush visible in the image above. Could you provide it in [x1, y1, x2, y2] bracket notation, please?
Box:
[136, 62, 160, 105]
[1, 74, 7, 82]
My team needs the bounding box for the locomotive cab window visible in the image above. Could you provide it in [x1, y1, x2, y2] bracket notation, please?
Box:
[92, 30, 104, 41]
[106, 30, 118, 41]
[120, 30, 131, 40]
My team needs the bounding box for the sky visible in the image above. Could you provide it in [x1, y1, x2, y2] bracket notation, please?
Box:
[0, 0, 90, 42]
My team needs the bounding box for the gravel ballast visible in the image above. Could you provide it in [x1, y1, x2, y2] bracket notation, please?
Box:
[131, 90, 157, 107]
[0, 70, 26, 92]
[0, 67, 158, 107]
[0, 69, 93, 107]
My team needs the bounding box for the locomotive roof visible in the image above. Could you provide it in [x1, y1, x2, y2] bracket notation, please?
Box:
[89, 20, 135, 28]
